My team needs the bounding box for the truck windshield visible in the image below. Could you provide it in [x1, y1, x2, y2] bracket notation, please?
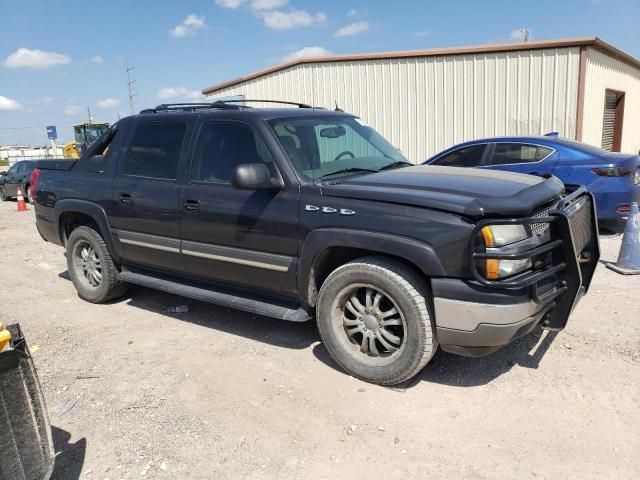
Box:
[269, 116, 409, 181]
[74, 124, 110, 147]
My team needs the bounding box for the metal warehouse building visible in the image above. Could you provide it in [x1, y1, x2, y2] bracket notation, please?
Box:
[202, 37, 640, 162]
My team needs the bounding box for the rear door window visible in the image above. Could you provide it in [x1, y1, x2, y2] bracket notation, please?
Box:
[124, 122, 187, 180]
[431, 144, 486, 167]
[489, 143, 553, 166]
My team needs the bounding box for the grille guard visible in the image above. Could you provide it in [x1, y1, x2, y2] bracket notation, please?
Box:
[469, 185, 600, 329]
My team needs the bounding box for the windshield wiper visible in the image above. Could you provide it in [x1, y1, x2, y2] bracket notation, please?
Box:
[318, 167, 379, 180]
[378, 160, 413, 171]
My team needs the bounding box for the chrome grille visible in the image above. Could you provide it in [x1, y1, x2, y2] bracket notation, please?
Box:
[530, 205, 553, 236]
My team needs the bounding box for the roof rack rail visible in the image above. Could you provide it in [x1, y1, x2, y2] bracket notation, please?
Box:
[212, 99, 313, 109]
[140, 102, 244, 114]
[138, 99, 315, 114]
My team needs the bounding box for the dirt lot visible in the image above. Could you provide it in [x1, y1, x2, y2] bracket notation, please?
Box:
[0, 200, 638, 480]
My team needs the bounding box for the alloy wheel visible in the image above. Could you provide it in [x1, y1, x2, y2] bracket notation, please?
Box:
[333, 284, 407, 363]
[72, 241, 102, 288]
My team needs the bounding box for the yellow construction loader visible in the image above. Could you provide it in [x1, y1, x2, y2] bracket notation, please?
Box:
[63, 122, 110, 159]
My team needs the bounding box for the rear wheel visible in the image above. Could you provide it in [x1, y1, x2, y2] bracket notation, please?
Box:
[316, 257, 436, 385]
[66, 226, 126, 303]
[26, 184, 34, 203]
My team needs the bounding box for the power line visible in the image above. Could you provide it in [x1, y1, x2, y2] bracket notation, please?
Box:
[519, 27, 531, 42]
[0, 121, 78, 131]
[126, 58, 137, 115]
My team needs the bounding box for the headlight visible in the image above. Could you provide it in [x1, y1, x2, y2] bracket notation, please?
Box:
[479, 224, 532, 279]
[480, 224, 528, 247]
[484, 257, 532, 280]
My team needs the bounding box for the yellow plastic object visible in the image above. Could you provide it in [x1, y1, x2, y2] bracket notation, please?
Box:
[63, 142, 80, 159]
[480, 226, 500, 279]
[0, 322, 11, 351]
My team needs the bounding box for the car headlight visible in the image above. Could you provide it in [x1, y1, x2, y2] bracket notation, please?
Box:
[479, 224, 532, 279]
[480, 224, 528, 247]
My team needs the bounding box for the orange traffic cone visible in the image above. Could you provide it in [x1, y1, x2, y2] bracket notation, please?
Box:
[16, 187, 28, 212]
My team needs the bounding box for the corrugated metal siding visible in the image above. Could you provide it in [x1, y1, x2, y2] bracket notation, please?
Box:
[208, 47, 580, 162]
[582, 47, 640, 154]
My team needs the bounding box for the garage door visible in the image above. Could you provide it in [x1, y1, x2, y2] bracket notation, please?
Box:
[601, 90, 625, 152]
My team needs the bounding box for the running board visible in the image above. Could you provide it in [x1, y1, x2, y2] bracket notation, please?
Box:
[119, 267, 311, 322]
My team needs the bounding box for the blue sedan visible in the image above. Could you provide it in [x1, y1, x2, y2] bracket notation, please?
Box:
[424, 136, 640, 231]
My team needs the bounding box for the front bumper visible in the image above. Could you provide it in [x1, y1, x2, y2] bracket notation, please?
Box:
[432, 280, 556, 357]
[433, 186, 599, 357]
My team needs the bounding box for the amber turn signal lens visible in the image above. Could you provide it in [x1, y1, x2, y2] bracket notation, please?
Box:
[481, 227, 498, 278]
[480, 226, 495, 247]
[485, 259, 500, 279]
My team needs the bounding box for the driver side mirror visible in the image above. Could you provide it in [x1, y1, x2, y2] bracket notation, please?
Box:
[0, 171, 6, 176]
[231, 163, 280, 190]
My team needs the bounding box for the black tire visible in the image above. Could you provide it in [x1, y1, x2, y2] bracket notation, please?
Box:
[25, 184, 34, 203]
[66, 226, 126, 303]
[0, 187, 8, 202]
[316, 256, 436, 385]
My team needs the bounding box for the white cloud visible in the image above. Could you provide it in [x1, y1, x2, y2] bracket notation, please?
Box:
[346, 8, 358, 17]
[64, 104, 82, 116]
[97, 98, 120, 109]
[169, 14, 206, 37]
[215, 0, 245, 8]
[251, 0, 288, 9]
[283, 46, 331, 62]
[90, 55, 104, 64]
[36, 96, 53, 106]
[3, 48, 71, 69]
[0, 96, 24, 111]
[157, 87, 205, 101]
[510, 28, 532, 41]
[260, 9, 326, 29]
[216, 0, 288, 9]
[414, 30, 431, 38]
[334, 20, 369, 37]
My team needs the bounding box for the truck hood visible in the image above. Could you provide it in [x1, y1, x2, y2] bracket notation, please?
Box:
[320, 165, 565, 218]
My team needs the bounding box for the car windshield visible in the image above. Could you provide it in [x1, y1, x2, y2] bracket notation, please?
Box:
[269, 116, 408, 181]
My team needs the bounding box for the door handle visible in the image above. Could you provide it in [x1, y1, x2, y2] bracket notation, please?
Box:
[120, 193, 133, 205]
[184, 199, 200, 212]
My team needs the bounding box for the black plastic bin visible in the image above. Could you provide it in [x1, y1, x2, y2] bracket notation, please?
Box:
[0, 324, 54, 480]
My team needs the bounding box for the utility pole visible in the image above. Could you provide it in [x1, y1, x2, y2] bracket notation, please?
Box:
[126, 58, 137, 115]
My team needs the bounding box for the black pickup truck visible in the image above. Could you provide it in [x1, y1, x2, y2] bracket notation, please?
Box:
[32, 101, 600, 385]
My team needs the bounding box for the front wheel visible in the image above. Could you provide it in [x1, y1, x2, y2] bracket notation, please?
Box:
[0, 187, 7, 202]
[66, 226, 126, 303]
[316, 257, 436, 385]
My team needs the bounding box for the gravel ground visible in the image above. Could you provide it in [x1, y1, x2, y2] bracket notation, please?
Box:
[1, 200, 639, 480]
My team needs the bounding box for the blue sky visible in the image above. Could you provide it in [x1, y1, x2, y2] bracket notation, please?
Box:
[1, 0, 639, 145]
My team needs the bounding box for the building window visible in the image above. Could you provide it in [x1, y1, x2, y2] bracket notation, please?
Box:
[601, 89, 625, 152]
